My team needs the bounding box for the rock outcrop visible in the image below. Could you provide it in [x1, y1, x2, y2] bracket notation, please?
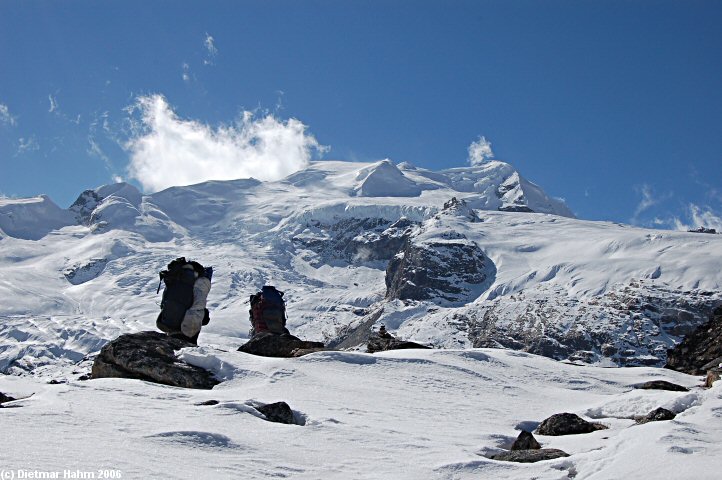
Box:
[385, 237, 494, 305]
[536, 413, 607, 436]
[366, 325, 431, 353]
[666, 306, 722, 375]
[91, 331, 219, 389]
[238, 333, 325, 358]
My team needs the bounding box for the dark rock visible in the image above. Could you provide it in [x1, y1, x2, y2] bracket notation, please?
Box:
[536, 413, 608, 436]
[490, 449, 569, 463]
[385, 236, 495, 304]
[91, 331, 219, 389]
[666, 306, 722, 375]
[0, 392, 16, 404]
[238, 333, 325, 358]
[687, 227, 717, 234]
[256, 401, 296, 425]
[196, 400, 220, 406]
[634, 380, 689, 392]
[636, 407, 676, 424]
[367, 336, 431, 353]
[705, 367, 721, 388]
[511, 430, 541, 450]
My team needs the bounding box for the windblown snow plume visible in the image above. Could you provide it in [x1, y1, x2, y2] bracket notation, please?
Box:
[468, 135, 494, 166]
[125, 94, 326, 192]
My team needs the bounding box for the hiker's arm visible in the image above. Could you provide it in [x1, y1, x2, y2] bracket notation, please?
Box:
[181, 276, 211, 338]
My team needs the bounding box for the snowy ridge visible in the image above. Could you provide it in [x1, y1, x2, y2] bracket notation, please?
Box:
[0, 159, 720, 374]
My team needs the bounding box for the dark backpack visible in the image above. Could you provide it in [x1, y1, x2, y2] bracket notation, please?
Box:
[249, 285, 288, 335]
[156, 257, 212, 332]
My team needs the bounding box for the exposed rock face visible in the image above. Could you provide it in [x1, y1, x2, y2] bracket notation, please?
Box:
[536, 413, 607, 436]
[256, 402, 296, 424]
[69, 189, 103, 225]
[634, 380, 689, 392]
[636, 407, 676, 424]
[469, 282, 720, 367]
[489, 449, 569, 463]
[91, 331, 219, 389]
[385, 238, 494, 305]
[511, 430, 541, 450]
[238, 333, 325, 358]
[666, 306, 722, 375]
[292, 217, 416, 265]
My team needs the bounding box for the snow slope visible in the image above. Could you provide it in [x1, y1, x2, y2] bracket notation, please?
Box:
[1, 346, 720, 479]
[2, 158, 722, 479]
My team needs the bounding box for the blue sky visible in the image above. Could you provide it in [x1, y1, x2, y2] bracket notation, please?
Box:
[1, 0, 721, 230]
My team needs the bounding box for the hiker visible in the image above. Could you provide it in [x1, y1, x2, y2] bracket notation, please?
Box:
[249, 285, 290, 337]
[156, 257, 212, 345]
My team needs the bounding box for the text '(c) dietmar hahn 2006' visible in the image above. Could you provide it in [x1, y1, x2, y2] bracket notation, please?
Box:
[1, 470, 123, 480]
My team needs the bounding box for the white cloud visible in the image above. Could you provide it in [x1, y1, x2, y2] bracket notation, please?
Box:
[17, 136, 39, 155]
[182, 63, 191, 82]
[124, 94, 328, 193]
[468, 136, 494, 166]
[631, 183, 658, 224]
[671, 204, 722, 232]
[48, 94, 59, 113]
[203, 33, 218, 65]
[0, 103, 17, 126]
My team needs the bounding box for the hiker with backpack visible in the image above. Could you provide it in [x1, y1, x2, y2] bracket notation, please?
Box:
[156, 257, 213, 345]
[248, 285, 290, 337]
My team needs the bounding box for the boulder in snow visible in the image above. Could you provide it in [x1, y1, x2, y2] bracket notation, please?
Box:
[489, 449, 569, 463]
[511, 430, 541, 450]
[536, 413, 607, 436]
[256, 401, 296, 425]
[635, 407, 676, 424]
[633, 380, 689, 392]
[91, 331, 219, 389]
[238, 333, 325, 358]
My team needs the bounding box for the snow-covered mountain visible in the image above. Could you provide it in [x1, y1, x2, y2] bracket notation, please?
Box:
[1, 159, 720, 376]
[3, 158, 722, 479]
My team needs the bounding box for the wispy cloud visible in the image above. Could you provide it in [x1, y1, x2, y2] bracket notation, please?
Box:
[48, 94, 59, 113]
[468, 136, 494, 166]
[124, 94, 328, 192]
[203, 33, 218, 66]
[87, 111, 123, 182]
[0, 103, 17, 126]
[669, 204, 722, 232]
[182, 62, 191, 83]
[16, 136, 40, 155]
[631, 184, 656, 223]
